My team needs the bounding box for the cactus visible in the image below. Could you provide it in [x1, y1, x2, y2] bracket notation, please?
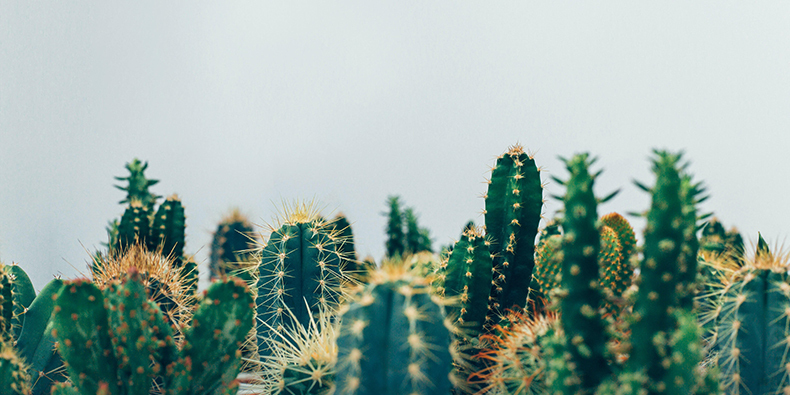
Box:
[554, 153, 611, 391]
[50, 271, 253, 395]
[114, 158, 160, 209]
[115, 199, 152, 254]
[258, 304, 337, 395]
[16, 278, 67, 395]
[624, 150, 713, 394]
[0, 266, 12, 340]
[209, 209, 258, 281]
[91, 244, 197, 339]
[256, 203, 350, 358]
[1, 339, 32, 395]
[385, 196, 406, 258]
[471, 310, 560, 395]
[335, 259, 456, 395]
[434, 227, 494, 338]
[484, 144, 544, 322]
[151, 195, 187, 265]
[332, 213, 360, 277]
[702, 237, 790, 395]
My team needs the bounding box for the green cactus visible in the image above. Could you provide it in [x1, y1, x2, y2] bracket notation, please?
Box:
[256, 205, 349, 358]
[385, 196, 406, 258]
[435, 227, 494, 338]
[531, 234, 563, 310]
[50, 272, 252, 395]
[151, 195, 187, 265]
[16, 278, 67, 395]
[335, 260, 456, 395]
[597, 225, 625, 317]
[209, 210, 259, 281]
[332, 213, 360, 277]
[1, 339, 32, 395]
[703, 238, 790, 395]
[0, 267, 12, 340]
[627, 150, 711, 394]
[554, 153, 611, 391]
[114, 158, 160, 209]
[484, 144, 544, 321]
[115, 200, 152, 253]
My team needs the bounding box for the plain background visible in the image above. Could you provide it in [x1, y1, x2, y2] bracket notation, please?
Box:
[2, 2, 788, 289]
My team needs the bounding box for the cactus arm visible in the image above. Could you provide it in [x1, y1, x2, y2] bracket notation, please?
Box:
[50, 279, 119, 395]
[484, 145, 543, 316]
[1, 339, 33, 395]
[442, 228, 493, 337]
[116, 200, 151, 253]
[0, 268, 12, 340]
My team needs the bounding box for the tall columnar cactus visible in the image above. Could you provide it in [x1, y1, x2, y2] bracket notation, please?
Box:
[434, 227, 494, 338]
[385, 196, 406, 258]
[50, 272, 253, 395]
[7, 265, 36, 340]
[151, 195, 187, 264]
[256, 205, 349, 357]
[209, 210, 258, 281]
[0, 266, 12, 340]
[628, 150, 709, 394]
[484, 144, 544, 322]
[702, 238, 790, 395]
[335, 260, 456, 395]
[554, 153, 611, 391]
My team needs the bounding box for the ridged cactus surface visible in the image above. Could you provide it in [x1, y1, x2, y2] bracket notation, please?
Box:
[484, 145, 543, 319]
[256, 207, 349, 357]
[335, 262, 455, 395]
[1, 339, 32, 395]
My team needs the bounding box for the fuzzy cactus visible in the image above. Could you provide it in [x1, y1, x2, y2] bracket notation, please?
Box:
[484, 144, 544, 322]
[255, 204, 350, 358]
[335, 260, 456, 395]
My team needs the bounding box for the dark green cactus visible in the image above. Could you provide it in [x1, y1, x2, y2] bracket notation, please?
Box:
[555, 153, 611, 391]
[335, 261, 455, 395]
[484, 144, 543, 321]
[703, 238, 790, 395]
[209, 210, 258, 281]
[0, 266, 12, 340]
[256, 211, 348, 358]
[384, 196, 406, 258]
[115, 200, 152, 253]
[151, 195, 186, 265]
[435, 227, 494, 338]
[1, 339, 32, 395]
[627, 150, 711, 394]
[332, 213, 361, 277]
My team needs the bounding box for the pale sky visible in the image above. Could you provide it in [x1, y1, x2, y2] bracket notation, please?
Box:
[2, 2, 788, 289]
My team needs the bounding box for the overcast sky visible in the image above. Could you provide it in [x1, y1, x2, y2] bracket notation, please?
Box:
[2, 2, 788, 289]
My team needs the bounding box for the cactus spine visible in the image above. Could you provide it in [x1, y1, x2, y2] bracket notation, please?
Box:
[335, 261, 455, 395]
[484, 144, 543, 321]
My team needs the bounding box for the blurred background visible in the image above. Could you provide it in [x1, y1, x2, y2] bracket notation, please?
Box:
[1, 2, 788, 289]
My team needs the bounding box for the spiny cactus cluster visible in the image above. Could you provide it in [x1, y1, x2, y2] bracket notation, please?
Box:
[6, 144, 787, 395]
[49, 269, 253, 395]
